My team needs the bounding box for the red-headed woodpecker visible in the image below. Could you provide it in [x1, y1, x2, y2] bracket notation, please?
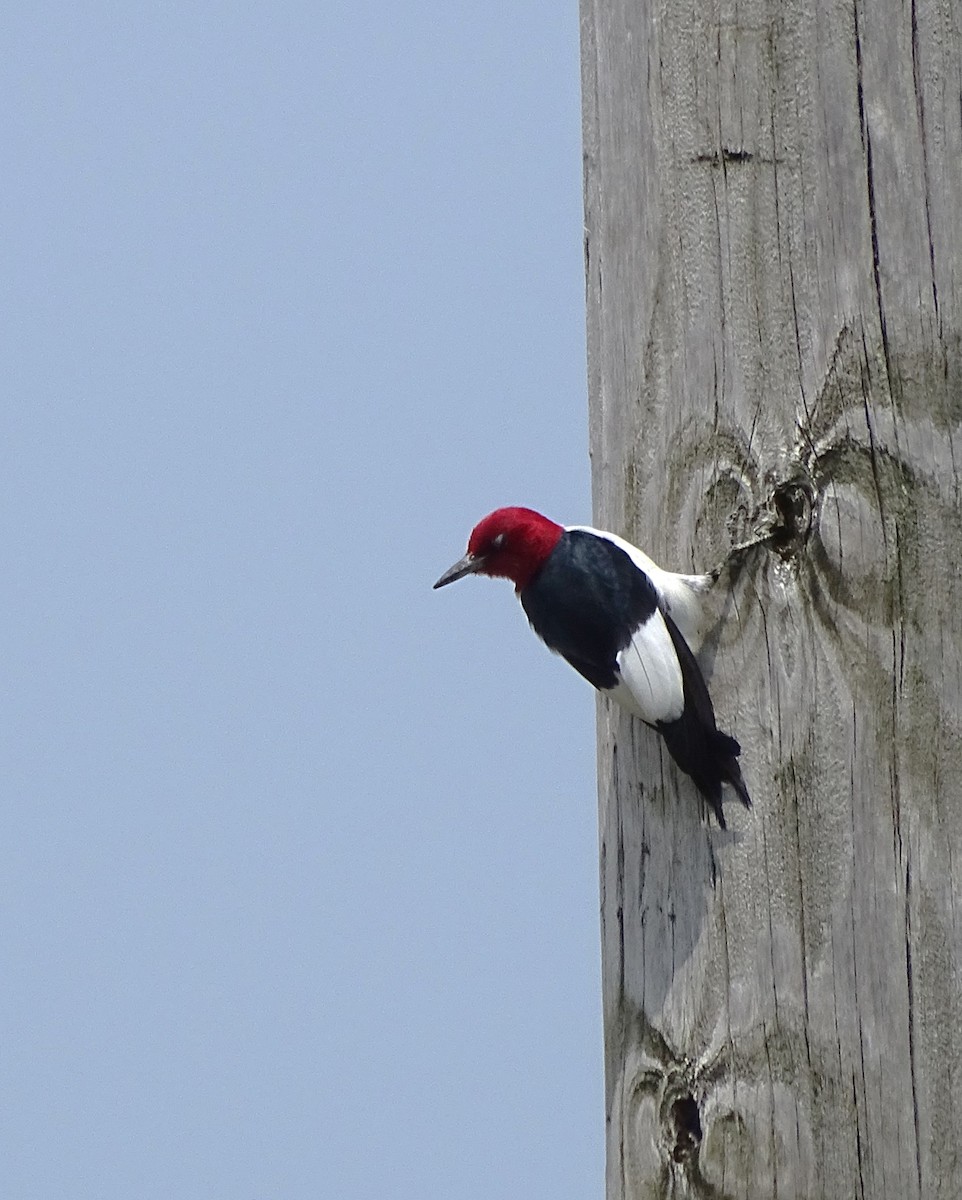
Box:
[434, 506, 751, 827]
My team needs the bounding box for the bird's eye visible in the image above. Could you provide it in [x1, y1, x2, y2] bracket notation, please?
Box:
[491, 533, 507, 550]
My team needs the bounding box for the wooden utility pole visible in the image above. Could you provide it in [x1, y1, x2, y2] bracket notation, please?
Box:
[581, 1, 962, 1195]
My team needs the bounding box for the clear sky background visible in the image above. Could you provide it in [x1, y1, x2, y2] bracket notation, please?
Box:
[3, 3, 601, 1198]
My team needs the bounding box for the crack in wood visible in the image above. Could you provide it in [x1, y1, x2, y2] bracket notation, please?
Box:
[692, 147, 757, 166]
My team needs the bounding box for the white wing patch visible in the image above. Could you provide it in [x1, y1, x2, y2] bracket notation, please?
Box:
[565, 525, 712, 649]
[609, 610, 685, 725]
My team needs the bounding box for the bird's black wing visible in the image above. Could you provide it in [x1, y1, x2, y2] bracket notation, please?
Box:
[520, 530, 658, 690]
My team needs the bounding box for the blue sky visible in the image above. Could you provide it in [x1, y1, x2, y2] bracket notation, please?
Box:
[3, 3, 600, 1196]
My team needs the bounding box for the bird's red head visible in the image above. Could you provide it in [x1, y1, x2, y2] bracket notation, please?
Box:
[434, 506, 564, 592]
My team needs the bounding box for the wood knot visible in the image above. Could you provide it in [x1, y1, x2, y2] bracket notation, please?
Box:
[669, 1093, 703, 1163]
[715, 474, 816, 575]
[769, 477, 814, 559]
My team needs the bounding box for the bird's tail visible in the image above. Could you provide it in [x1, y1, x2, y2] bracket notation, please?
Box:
[658, 612, 752, 829]
[659, 719, 751, 829]
[706, 729, 752, 825]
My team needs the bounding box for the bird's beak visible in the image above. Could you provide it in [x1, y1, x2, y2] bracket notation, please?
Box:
[433, 552, 485, 589]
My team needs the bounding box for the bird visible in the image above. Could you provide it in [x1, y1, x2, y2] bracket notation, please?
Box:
[433, 506, 750, 827]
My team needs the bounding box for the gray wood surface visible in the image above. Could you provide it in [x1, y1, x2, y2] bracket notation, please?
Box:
[580, 0, 962, 1195]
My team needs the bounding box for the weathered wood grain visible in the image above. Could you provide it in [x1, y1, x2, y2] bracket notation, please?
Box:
[580, 0, 962, 1195]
